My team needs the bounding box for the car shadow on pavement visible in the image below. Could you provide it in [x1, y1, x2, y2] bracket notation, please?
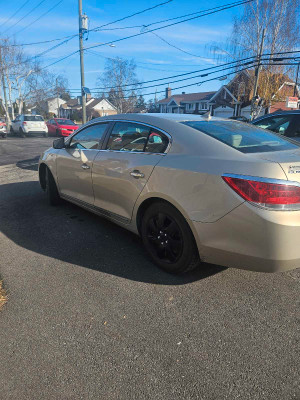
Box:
[16, 156, 40, 171]
[0, 181, 226, 285]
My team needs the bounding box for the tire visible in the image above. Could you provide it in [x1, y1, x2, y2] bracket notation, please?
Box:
[19, 128, 25, 138]
[43, 131, 48, 138]
[10, 126, 15, 135]
[45, 167, 61, 206]
[141, 202, 200, 274]
[56, 129, 60, 136]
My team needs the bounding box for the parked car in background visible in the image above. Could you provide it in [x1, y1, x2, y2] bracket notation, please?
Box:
[47, 118, 78, 137]
[252, 110, 300, 141]
[39, 114, 300, 274]
[0, 118, 7, 138]
[10, 115, 48, 137]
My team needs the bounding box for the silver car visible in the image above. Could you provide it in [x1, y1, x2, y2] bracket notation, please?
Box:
[39, 114, 300, 274]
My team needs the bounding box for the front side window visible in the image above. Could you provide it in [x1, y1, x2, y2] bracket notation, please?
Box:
[106, 122, 169, 153]
[182, 120, 299, 153]
[253, 115, 294, 136]
[70, 123, 109, 150]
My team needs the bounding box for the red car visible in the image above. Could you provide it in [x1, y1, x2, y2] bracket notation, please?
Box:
[0, 118, 7, 138]
[46, 118, 78, 137]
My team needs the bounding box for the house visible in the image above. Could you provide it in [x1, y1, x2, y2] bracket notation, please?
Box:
[59, 96, 117, 120]
[157, 70, 299, 119]
[39, 97, 67, 116]
[157, 87, 215, 114]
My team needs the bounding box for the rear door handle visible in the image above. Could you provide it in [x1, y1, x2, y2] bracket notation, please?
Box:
[130, 170, 145, 179]
[81, 164, 90, 170]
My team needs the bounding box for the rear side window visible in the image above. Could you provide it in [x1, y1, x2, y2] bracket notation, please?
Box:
[70, 123, 109, 150]
[106, 122, 169, 153]
[24, 116, 44, 121]
[107, 122, 149, 152]
[182, 120, 299, 153]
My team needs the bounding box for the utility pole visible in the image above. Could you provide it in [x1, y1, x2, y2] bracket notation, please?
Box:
[78, 0, 86, 124]
[0, 43, 10, 127]
[294, 62, 299, 97]
[56, 77, 60, 118]
[250, 28, 266, 120]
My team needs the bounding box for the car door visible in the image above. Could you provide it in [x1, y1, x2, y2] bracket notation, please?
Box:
[47, 119, 53, 135]
[13, 116, 21, 132]
[92, 121, 170, 222]
[56, 122, 110, 205]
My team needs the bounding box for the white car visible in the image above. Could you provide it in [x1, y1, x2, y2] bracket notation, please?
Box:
[11, 114, 48, 137]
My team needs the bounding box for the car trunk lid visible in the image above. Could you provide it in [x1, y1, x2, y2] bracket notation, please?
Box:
[250, 148, 300, 183]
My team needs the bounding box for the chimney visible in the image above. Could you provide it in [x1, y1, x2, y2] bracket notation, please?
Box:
[86, 93, 92, 100]
[165, 86, 172, 99]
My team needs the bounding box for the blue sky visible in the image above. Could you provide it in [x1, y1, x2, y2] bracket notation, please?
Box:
[0, 0, 244, 100]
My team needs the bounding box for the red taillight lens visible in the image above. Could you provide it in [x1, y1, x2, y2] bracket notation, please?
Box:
[22, 121, 27, 125]
[222, 176, 300, 209]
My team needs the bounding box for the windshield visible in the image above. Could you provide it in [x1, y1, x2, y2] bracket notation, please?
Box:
[181, 120, 299, 153]
[24, 116, 44, 121]
[56, 119, 75, 125]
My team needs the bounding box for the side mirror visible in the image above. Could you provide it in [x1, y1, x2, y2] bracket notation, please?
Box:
[53, 137, 65, 149]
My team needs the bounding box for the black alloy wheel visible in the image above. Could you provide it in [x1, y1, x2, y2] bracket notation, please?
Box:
[141, 202, 200, 274]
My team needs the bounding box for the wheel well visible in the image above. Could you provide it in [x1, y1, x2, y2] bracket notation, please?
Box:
[39, 163, 47, 190]
[136, 197, 180, 234]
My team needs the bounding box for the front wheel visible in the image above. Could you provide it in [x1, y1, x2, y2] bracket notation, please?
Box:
[19, 128, 25, 138]
[43, 131, 49, 138]
[141, 202, 200, 274]
[45, 167, 61, 206]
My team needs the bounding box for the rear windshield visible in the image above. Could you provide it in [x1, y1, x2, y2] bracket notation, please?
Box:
[24, 116, 44, 121]
[56, 119, 75, 125]
[181, 120, 299, 153]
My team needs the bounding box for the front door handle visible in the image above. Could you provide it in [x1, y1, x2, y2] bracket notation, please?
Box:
[81, 164, 90, 170]
[130, 170, 145, 179]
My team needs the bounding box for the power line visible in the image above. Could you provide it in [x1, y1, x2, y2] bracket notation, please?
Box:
[89, 0, 173, 31]
[84, 0, 255, 51]
[0, 0, 30, 30]
[3, 0, 48, 34]
[13, 0, 64, 36]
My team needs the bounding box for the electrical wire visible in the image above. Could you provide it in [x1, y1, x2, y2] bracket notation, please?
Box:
[13, 0, 64, 36]
[0, 0, 30, 30]
[3, 0, 48, 34]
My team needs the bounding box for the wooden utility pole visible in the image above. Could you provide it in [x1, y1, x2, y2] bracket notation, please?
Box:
[294, 62, 299, 97]
[250, 28, 266, 120]
[78, 0, 86, 124]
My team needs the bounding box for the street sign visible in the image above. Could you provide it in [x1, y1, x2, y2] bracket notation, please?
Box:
[286, 96, 299, 109]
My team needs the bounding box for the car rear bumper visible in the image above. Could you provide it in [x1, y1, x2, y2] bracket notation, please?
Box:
[191, 202, 300, 273]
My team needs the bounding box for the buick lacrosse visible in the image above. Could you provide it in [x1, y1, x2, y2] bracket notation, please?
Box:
[39, 113, 300, 274]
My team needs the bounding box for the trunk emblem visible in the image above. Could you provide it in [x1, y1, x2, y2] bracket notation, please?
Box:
[288, 166, 300, 174]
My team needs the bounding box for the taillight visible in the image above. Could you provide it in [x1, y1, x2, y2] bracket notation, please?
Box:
[23, 121, 27, 125]
[222, 174, 300, 210]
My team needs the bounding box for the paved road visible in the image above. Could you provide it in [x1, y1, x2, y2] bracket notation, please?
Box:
[0, 137, 300, 399]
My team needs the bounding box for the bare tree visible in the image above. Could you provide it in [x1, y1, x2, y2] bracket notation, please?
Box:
[97, 58, 142, 113]
[212, 0, 300, 108]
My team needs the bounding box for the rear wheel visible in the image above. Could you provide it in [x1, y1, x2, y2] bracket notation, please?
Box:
[141, 202, 200, 274]
[45, 167, 61, 206]
[43, 131, 48, 138]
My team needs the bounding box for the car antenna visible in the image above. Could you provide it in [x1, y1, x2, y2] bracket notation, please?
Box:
[202, 110, 212, 121]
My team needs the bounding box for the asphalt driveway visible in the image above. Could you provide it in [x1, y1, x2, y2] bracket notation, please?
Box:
[0, 136, 299, 399]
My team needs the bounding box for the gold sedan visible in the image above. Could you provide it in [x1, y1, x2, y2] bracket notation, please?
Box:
[39, 114, 300, 274]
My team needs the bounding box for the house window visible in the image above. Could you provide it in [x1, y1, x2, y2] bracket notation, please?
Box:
[201, 103, 208, 110]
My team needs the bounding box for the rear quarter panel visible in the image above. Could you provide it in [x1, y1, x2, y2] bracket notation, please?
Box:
[133, 153, 288, 223]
